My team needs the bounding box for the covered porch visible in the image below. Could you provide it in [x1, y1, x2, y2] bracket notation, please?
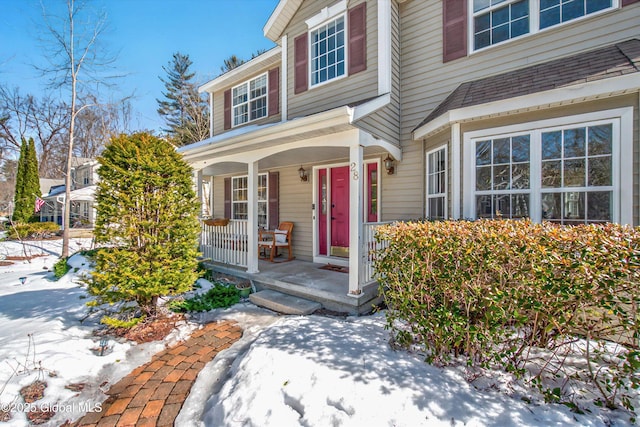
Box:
[203, 256, 381, 315]
[179, 103, 400, 313]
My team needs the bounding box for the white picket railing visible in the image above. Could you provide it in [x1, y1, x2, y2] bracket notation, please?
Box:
[200, 219, 390, 283]
[361, 221, 391, 284]
[200, 220, 248, 267]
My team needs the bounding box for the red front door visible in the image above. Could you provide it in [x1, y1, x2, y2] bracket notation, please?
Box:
[330, 166, 349, 255]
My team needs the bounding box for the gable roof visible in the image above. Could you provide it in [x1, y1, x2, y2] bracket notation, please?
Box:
[264, 0, 304, 41]
[413, 39, 640, 136]
[199, 47, 281, 94]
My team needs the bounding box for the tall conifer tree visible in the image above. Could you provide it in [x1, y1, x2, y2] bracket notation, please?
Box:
[12, 138, 41, 223]
[157, 52, 209, 146]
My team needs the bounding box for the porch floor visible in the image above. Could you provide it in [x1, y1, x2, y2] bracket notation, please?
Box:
[202, 259, 381, 315]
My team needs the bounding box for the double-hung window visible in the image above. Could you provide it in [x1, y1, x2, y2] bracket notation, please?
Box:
[465, 112, 626, 224]
[471, 0, 616, 51]
[473, 0, 530, 50]
[232, 74, 268, 127]
[310, 15, 346, 86]
[426, 146, 448, 220]
[231, 174, 268, 228]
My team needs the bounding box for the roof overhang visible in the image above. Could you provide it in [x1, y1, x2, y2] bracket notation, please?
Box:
[264, 0, 303, 42]
[413, 73, 640, 140]
[179, 94, 398, 171]
[198, 46, 281, 94]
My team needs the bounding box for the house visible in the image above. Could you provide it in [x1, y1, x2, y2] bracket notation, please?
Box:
[179, 0, 640, 313]
[40, 158, 98, 229]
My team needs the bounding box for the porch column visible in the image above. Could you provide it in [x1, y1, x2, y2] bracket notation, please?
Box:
[195, 169, 203, 217]
[246, 161, 260, 273]
[451, 123, 461, 219]
[348, 139, 364, 295]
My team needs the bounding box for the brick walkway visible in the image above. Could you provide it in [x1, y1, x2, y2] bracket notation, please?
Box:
[74, 320, 242, 427]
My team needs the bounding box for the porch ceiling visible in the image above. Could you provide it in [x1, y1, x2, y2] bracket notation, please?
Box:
[201, 145, 387, 176]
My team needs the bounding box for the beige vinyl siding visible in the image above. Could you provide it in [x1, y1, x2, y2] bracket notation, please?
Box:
[356, 0, 401, 146]
[210, 166, 315, 262]
[278, 166, 314, 261]
[400, 2, 639, 136]
[211, 65, 282, 136]
[380, 138, 425, 221]
[399, 1, 639, 224]
[286, 0, 379, 119]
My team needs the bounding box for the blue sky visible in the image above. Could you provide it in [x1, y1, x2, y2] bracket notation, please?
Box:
[0, 0, 278, 133]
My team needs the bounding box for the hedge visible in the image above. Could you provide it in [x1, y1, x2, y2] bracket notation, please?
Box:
[375, 219, 639, 412]
[9, 222, 60, 239]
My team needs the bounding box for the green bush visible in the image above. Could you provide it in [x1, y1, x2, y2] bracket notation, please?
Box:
[87, 132, 201, 324]
[53, 257, 71, 280]
[9, 222, 59, 239]
[375, 219, 639, 412]
[167, 283, 240, 313]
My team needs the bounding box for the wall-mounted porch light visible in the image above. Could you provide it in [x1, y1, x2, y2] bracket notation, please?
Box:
[384, 154, 395, 175]
[298, 166, 308, 182]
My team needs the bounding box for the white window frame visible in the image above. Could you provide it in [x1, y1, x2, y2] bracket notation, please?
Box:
[463, 108, 633, 225]
[468, 0, 620, 53]
[231, 173, 268, 228]
[426, 145, 448, 220]
[231, 73, 268, 127]
[308, 13, 348, 89]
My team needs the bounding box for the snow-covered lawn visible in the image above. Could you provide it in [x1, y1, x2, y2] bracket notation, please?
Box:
[0, 238, 636, 426]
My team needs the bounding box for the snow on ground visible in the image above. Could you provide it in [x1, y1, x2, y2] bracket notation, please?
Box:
[0, 238, 192, 426]
[0, 238, 636, 427]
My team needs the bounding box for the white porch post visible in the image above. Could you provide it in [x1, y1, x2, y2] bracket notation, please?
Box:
[348, 138, 364, 295]
[195, 169, 203, 217]
[451, 123, 461, 220]
[247, 161, 260, 273]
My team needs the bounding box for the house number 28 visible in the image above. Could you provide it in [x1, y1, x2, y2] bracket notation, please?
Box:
[350, 162, 359, 180]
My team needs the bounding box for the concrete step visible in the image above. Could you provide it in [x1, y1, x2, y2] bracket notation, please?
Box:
[249, 289, 322, 315]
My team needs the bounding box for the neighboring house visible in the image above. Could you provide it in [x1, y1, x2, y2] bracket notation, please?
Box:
[179, 0, 640, 313]
[40, 158, 98, 228]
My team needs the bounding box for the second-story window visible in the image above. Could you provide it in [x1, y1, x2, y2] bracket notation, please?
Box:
[82, 169, 90, 186]
[539, 0, 612, 29]
[473, 0, 530, 50]
[232, 74, 268, 127]
[310, 15, 346, 86]
[471, 0, 616, 51]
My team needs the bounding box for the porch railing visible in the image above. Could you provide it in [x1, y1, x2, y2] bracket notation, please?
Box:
[361, 221, 392, 285]
[200, 219, 248, 267]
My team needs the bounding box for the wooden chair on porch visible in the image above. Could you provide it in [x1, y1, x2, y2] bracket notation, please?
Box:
[258, 222, 294, 262]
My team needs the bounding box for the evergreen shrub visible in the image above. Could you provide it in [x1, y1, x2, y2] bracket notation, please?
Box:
[375, 219, 639, 411]
[87, 132, 201, 325]
[53, 257, 70, 280]
[9, 222, 59, 239]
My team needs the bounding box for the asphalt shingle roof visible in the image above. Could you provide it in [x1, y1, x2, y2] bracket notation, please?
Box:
[414, 39, 640, 133]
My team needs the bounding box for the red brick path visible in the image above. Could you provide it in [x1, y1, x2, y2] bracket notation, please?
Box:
[74, 320, 242, 427]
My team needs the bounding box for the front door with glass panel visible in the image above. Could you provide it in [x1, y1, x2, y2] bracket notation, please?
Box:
[317, 166, 350, 258]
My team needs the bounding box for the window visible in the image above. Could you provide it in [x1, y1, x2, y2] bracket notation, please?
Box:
[232, 174, 268, 228]
[540, 124, 613, 224]
[310, 16, 346, 86]
[475, 134, 531, 219]
[82, 169, 90, 186]
[366, 162, 378, 222]
[426, 146, 448, 220]
[466, 116, 621, 224]
[540, 0, 613, 29]
[473, 0, 530, 50]
[232, 74, 267, 127]
[471, 0, 616, 51]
